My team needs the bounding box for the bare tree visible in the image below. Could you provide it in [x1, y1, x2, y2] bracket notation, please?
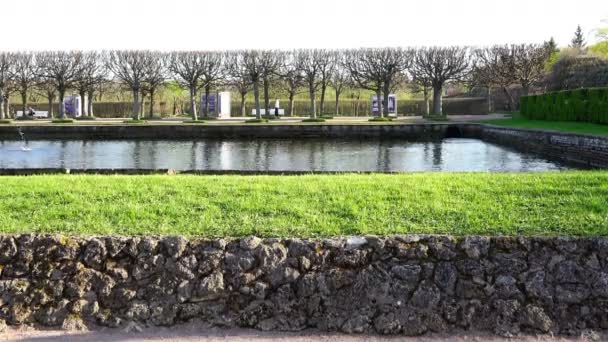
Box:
[34, 82, 57, 118]
[510, 44, 551, 96]
[473, 45, 518, 110]
[412, 47, 470, 116]
[241, 50, 264, 119]
[107, 50, 150, 120]
[300, 49, 324, 118]
[200, 52, 224, 117]
[142, 51, 168, 117]
[38, 51, 83, 118]
[259, 51, 282, 114]
[169, 51, 206, 120]
[472, 47, 502, 112]
[317, 50, 335, 115]
[330, 51, 350, 115]
[278, 50, 305, 116]
[74, 51, 107, 117]
[473, 44, 551, 110]
[409, 72, 433, 115]
[344, 49, 383, 116]
[379, 48, 412, 116]
[0, 52, 15, 120]
[225, 51, 252, 116]
[12, 52, 38, 118]
[344, 48, 410, 117]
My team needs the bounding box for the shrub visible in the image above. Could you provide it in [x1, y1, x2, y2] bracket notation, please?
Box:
[301, 118, 326, 123]
[520, 87, 608, 124]
[368, 116, 393, 122]
[245, 118, 268, 123]
[0, 119, 12, 124]
[15, 116, 35, 121]
[52, 119, 74, 124]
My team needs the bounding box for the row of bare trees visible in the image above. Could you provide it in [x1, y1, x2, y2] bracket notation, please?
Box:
[471, 44, 551, 111]
[0, 45, 552, 120]
[0, 51, 94, 120]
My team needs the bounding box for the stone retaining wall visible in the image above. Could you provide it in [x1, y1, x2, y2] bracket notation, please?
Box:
[0, 124, 456, 140]
[1, 234, 607, 336]
[462, 125, 608, 168]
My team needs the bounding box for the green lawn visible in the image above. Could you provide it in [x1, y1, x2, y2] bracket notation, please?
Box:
[482, 114, 608, 136]
[0, 173, 606, 237]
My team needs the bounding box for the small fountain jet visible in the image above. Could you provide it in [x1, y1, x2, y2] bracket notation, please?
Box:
[18, 127, 31, 151]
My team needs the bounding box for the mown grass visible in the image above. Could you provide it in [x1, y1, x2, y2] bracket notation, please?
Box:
[0, 173, 607, 237]
[482, 114, 608, 136]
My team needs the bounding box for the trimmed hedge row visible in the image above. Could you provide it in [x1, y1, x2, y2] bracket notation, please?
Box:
[521, 87, 608, 123]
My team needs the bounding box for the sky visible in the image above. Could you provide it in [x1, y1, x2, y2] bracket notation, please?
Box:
[2, 0, 607, 51]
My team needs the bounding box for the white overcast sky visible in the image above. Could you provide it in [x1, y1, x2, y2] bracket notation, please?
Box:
[3, 0, 607, 51]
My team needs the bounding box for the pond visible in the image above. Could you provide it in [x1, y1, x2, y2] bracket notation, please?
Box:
[0, 138, 575, 172]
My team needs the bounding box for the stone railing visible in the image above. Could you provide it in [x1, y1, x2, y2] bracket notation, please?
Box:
[0, 234, 607, 336]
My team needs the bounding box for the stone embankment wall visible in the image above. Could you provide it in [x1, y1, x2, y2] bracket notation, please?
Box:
[1, 234, 607, 336]
[462, 125, 608, 168]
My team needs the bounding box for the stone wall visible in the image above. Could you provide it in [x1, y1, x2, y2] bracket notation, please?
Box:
[0, 123, 456, 140]
[462, 124, 608, 168]
[1, 234, 607, 336]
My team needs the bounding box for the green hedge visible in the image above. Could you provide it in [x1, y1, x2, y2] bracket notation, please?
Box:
[521, 87, 608, 123]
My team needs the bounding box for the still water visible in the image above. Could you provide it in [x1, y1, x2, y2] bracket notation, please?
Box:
[0, 138, 572, 172]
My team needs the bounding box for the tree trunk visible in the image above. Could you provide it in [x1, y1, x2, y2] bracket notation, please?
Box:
[48, 97, 53, 118]
[375, 89, 383, 118]
[140, 91, 145, 117]
[87, 90, 94, 117]
[79, 90, 87, 117]
[21, 92, 27, 119]
[382, 84, 390, 116]
[189, 87, 198, 121]
[423, 87, 430, 116]
[0, 89, 4, 119]
[240, 92, 246, 116]
[203, 85, 210, 117]
[502, 87, 515, 111]
[263, 78, 270, 114]
[487, 87, 493, 113]
[59, 90, 66, 119]
[132, 89, 140, 120]
[320, 83, 326, 115]
[432, 85, 443, 116]
[289, 93, 295, 116]
[5, 97, 11, 118]
[149, 88, 155, 118]
[309, 82, 316, 118]
[253, 80, 261, 119]
[334, 91, 340, 115]
[521, 84, 530, 97]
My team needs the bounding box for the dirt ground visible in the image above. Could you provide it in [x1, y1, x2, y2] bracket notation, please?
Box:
[1, 323, 606, 342]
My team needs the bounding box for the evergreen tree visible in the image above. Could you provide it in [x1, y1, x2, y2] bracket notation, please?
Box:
[571, 25, 586, 49]
[544, 37, 559, 54]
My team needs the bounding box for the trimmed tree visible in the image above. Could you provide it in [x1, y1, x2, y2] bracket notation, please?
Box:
[107, 50, 151, 120]
[0, 52, 15, 120]
[38, 51, 83, 118]
[412, 47, 470, 116]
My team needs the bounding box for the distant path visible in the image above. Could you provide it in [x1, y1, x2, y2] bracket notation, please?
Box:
[2, 114, 511, 126]
[1, 324, 603, 342]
